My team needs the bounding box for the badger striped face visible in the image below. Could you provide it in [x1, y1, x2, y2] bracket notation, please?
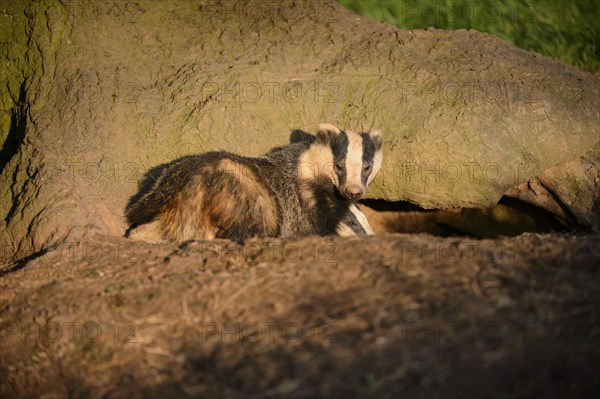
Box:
[337, 203, 375, 237]
[316, 123, 383, 200]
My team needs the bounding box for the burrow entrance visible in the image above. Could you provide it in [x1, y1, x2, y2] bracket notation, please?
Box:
[360, 197, 567, 238]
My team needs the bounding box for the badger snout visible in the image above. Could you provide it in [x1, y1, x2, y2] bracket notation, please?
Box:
[342, 184, 364, 200]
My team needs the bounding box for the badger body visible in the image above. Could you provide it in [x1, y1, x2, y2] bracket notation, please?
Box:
[125, 124, 382, 242]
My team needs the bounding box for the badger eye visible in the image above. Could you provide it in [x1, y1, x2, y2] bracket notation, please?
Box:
[363, 164, 372, 172]
[335, 162, 343, 172]
[347, 220, 357, 226]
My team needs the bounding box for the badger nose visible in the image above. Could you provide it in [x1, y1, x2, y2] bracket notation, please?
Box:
[345, 185, 364, 200]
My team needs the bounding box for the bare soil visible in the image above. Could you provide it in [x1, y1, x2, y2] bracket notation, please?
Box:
[1, 231, 598, 398]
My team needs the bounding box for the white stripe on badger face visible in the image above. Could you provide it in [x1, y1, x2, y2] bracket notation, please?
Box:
[342, 131, 365, 198]
[349, 203, 374, 235]
[368, 144, 383, 186]
[336, 204, 375, 236]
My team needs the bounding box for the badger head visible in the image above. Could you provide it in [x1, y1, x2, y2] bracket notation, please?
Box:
[336, 203, 375, 237]
[315, 123, 383, 201]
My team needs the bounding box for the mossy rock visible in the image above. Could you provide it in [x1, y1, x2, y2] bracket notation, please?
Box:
[1, 0, 598, 258]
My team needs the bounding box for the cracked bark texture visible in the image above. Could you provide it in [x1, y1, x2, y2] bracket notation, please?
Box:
[1, 0, 599, 259]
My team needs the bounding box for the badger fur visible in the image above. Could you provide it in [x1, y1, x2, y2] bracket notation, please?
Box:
[337, 203, 375, 237]
[125, 123, 383, 242]
[128, 202, 374, 243]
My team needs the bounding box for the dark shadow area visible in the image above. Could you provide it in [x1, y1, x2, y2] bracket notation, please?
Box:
[0, 248, 48, 277]
[0, 80, 28, 174]
[137, 274, 600, 399]
[123, 161, 172, 234]
[1, 81, 29, 227]
[360, 196, 567, 238]
[360, 199, 433, 213]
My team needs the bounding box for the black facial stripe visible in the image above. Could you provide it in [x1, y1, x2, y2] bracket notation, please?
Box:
[332, 131, 349, 185]
[352, 223, 366, 235]
[360, 132, 376, 163]
[360, 132, 376, 184]
[344, 211, 366, 234]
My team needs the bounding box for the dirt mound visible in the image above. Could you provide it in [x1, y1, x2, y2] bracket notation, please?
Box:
[1, 233, 598, 397]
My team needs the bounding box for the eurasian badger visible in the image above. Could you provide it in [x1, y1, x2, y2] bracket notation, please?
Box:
[125, 123, 382, 242]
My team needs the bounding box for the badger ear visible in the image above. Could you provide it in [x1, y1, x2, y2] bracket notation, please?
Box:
[316, 123, 342, 145]
[369, 129, 383, 150]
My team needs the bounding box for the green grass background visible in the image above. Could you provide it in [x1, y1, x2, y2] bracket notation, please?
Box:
[338, 0, 599, 73]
